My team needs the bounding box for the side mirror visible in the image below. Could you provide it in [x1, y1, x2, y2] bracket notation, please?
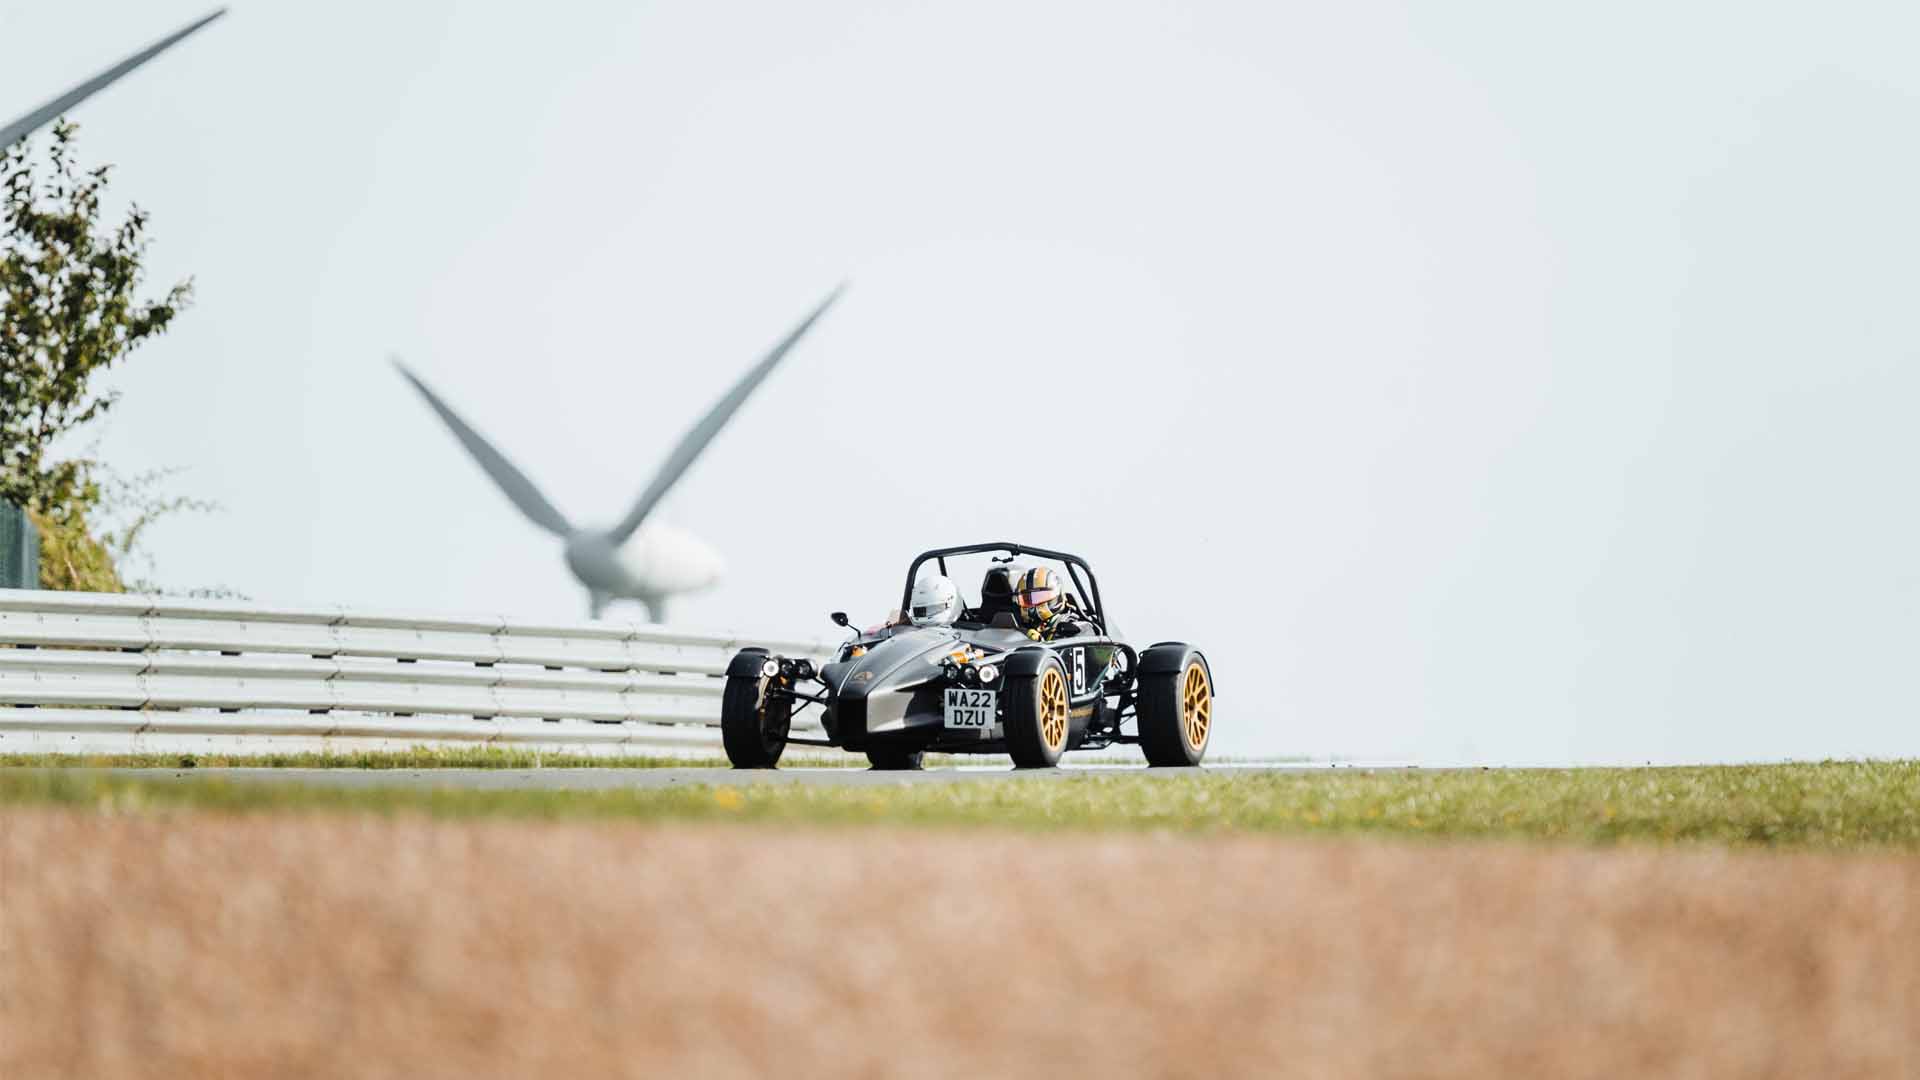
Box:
[830, 611, 851, 628]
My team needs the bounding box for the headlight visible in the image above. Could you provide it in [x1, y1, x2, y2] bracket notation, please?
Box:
[761, 658, 781, 679]
[961, 665, 982, 687]
[779, 659, 799, 678]
[977, 664, 999, 684]
[796, 660, 816, 680]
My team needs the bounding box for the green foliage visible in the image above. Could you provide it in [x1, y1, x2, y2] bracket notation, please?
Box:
[0, 120, 192, 573]
[28, 505, 122, 591]
[2, 760, 1915, 851]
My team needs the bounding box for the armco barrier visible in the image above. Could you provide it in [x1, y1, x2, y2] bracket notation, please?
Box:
[0, 590, 830, 757]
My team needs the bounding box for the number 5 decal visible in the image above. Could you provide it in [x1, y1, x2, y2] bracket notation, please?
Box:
[1071, 648, 1087, 695]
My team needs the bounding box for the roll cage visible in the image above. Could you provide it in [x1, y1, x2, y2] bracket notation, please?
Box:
[902, 542, 1109, 635]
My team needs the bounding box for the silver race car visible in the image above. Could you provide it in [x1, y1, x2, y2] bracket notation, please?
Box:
[722, 542, 1214, 770]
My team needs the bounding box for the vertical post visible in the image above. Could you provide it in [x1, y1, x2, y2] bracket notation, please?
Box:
[0, 501, 39, 589]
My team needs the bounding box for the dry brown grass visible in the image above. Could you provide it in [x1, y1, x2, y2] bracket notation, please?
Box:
[3, 809, 1915, 1079]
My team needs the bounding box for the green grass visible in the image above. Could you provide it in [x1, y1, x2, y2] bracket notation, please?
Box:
[2, 760, 1916, 850]
[0, 748, 1116, 771]
[0, 748, 1172, 771]
[0, 747, 743, 770]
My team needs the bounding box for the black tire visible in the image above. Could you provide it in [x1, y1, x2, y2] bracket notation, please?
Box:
[1138, 646, 1212, 767]
[721, 668, 791, 769]
[1005, 654, 1070, 769]
[866, 748, 925, 771]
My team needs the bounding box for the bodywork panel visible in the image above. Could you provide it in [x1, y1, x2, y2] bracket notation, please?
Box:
[821, 624, 1123, 753]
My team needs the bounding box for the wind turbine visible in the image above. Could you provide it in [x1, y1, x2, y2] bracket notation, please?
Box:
[393, 285, 845, 622]
[2, 9, 227, 150]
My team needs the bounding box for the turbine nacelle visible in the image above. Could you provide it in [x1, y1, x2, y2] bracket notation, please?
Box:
[562, 525, 726, 608]
[611, 523, 728, 597]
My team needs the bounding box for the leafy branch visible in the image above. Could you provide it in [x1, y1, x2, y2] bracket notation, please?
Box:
[1, 120, 192, 521]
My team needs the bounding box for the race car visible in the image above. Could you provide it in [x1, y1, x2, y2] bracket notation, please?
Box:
[720, 542, 1214, 769]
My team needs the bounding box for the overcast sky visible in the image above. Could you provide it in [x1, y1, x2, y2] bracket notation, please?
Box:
[3, 0, 1915, 763]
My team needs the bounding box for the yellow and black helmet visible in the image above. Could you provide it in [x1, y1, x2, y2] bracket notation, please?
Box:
[1013, 566, 1065, 626]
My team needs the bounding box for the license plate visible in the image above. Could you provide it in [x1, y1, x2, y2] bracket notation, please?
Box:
[943, 688, 996, 730]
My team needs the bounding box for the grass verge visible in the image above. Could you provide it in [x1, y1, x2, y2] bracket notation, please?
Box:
[0, 747, 741, 770]
[3, 760, 1916, 850]
[0, 748, 1170, 770]
[0, 745, 1274, 768]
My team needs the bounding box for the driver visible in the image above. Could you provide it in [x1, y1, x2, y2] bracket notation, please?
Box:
[1013, 566, 1091, 640]
[907, 574, 962, 628]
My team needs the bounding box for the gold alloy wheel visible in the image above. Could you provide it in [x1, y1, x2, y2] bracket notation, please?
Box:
[1181, 662, 1212, 752]
[1039, 667, 1069, 751]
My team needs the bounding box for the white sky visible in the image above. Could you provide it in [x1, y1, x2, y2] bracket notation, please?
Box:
[2, 0, 1915, 763]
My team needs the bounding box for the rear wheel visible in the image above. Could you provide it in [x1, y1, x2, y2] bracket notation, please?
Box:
[722, 663, 790, 769]
[866, 748, 925, 771]
[1138, 647, 1211, 767]
[1006, 656, 1070, 768]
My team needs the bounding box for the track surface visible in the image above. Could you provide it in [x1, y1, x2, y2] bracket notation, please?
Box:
[64, 763, 1327, 791]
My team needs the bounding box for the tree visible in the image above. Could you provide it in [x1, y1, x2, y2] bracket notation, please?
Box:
[0, 120, 193, 588]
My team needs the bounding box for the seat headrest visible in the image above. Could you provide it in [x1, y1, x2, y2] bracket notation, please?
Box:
[981, 567, 1014, 600]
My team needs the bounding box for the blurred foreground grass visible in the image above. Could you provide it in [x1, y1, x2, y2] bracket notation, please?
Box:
[2, 760, 1916, 850]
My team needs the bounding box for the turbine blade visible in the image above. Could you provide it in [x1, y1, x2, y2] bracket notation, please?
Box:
[1, 9, 228, 150]
[391, 359, 575, 537]
[608, 283, 846, 545]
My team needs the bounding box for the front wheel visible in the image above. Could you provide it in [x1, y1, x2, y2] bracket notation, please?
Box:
[721, 662, 791, 769]
[1137, 646, 1212, 767]
[1005, 655, 1070, 768]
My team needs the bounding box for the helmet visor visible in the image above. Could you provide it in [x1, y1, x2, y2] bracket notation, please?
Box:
[1014, 586, 1058, 610]
[910, 600, 955, 625]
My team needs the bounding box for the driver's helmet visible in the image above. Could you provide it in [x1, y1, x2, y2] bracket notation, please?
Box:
[909, 574, 962, 627]
[1013, 566, 1066, 628]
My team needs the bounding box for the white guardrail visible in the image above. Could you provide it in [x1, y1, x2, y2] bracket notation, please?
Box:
[0, 590, 831, 757]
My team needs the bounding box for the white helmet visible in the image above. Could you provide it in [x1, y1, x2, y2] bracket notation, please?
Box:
[909, 575, 962, 627]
